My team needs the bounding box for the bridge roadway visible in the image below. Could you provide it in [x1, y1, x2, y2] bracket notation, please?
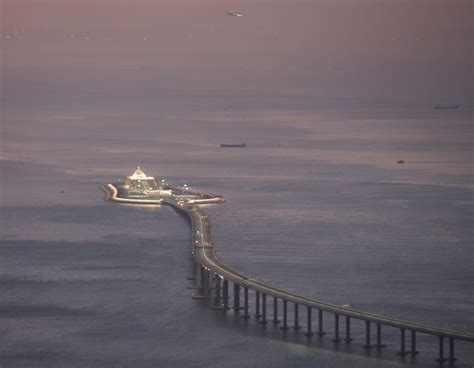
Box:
[165, 197, 474, 361]
[103, 183, 474, 362]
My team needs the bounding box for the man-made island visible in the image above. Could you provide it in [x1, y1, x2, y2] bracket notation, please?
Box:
[101, 167, 474, 364]
[102, 166, 225, 205]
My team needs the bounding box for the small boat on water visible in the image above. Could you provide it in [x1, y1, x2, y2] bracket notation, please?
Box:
[433, 104, 459, 110]
[220, 143, 247, 148]
[397, 160, 405, 164]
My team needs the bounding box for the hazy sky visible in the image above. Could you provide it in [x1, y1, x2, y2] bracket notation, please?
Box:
[2, 1, 473, 104]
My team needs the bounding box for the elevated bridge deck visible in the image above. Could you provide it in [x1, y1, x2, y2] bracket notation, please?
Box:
[103, 183, 474, 363]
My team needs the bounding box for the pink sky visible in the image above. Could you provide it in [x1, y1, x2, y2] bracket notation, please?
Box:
[2, 1, 472, 104]
[3, 1, 471, 65]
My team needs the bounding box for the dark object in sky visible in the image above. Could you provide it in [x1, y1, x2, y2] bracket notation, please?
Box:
[433, 104, 459, 110]
[220, 143, 246, 148]
[226, 11, 243, 17]
[60, 190, 65, 193]
[397, 160, 405, 164]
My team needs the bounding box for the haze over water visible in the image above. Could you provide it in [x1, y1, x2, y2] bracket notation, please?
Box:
[1, 1, 473, 367]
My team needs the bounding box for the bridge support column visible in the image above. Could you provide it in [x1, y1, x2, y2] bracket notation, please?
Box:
[189, 262, 197, 282]
[317, 309, 326, 336]
[344, 316, 353, 342]
[242, 286, 250, 318]
[409, 330, 419, 355]
[255, 291, 261, 319]
[222, 279, 229, 310]
[332, 314, 341, 343]
[375, 323, 386, 348]
[211, 275, 222, 308]
[196, 264, 203, 291]
[280, 300, 289, 330]
[293, 303, 301, 330]
[448, 337, 456, 363]
[233, 283, 240, 311]
[272, 297, 280, 324]
[190, 261, 197, 281]
[260, 293, 268, 324]
[364, 321, 372, 349]
[436, 336, 448, 362]
[202, 269, 210, 298]
[305, 307, 314, 336]
[398, 328, 407, 356]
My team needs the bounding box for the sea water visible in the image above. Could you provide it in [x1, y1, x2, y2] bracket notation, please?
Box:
[1, 2, 472, 367]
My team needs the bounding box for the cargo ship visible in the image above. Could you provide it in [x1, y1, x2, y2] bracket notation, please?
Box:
[433, 104, 459, 110]
[220, 143, 246, 148]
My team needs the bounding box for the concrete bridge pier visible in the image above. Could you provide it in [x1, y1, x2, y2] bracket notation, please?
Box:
[436, 336, 458, 364]
[436, 335, 457, 364]
[260, 294, 268, 324]
[375, 323, 386, 348]
[188, 262, 197, 282]
[200, 267, 207, 296]
[195, 264, 203, 292]
[222, 279, 230, 310]
[205, 270, 214, 300]
[304, 307, 314, 337]
[255, 291, 261, 319]
[233, 283, 241, 311]
[398, 328, 407, 356]
[332, 314, 341, 343]
[448, 337, 457, 363]
[207, 270, 213, 294]
[409, 330, 419, 355]
[364, 321, 373, 349]
[280, 300, 289, 330]
[344, 316, 353, 342]
[436, 336, 448, 363]
[241, 286, 250, 319]
[203, 269, 211, 298]
[317, 309, 326, 336]
[293, 303, 302, 330]
[211, 274, 222, 308]
[272, 297, 281, 324]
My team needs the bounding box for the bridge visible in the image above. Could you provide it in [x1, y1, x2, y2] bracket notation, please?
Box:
[102, 183, 474, 364]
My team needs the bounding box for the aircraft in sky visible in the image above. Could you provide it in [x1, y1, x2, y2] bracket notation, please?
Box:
[226, 11, 243, 17]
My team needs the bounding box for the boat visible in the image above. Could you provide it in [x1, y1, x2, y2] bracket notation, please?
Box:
[433, 104, 459, 110]
[397, 160, 405, 164]
[220, 143, 246, 148]
[226, 11, 243, 17]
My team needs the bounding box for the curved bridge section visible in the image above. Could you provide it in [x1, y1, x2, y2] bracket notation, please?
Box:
[102, 183, 474, 363]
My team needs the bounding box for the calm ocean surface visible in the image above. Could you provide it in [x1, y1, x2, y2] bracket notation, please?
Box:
[1, 2, 473, 367]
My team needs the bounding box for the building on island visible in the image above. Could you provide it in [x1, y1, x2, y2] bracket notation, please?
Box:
[123, 166, 171, 196]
